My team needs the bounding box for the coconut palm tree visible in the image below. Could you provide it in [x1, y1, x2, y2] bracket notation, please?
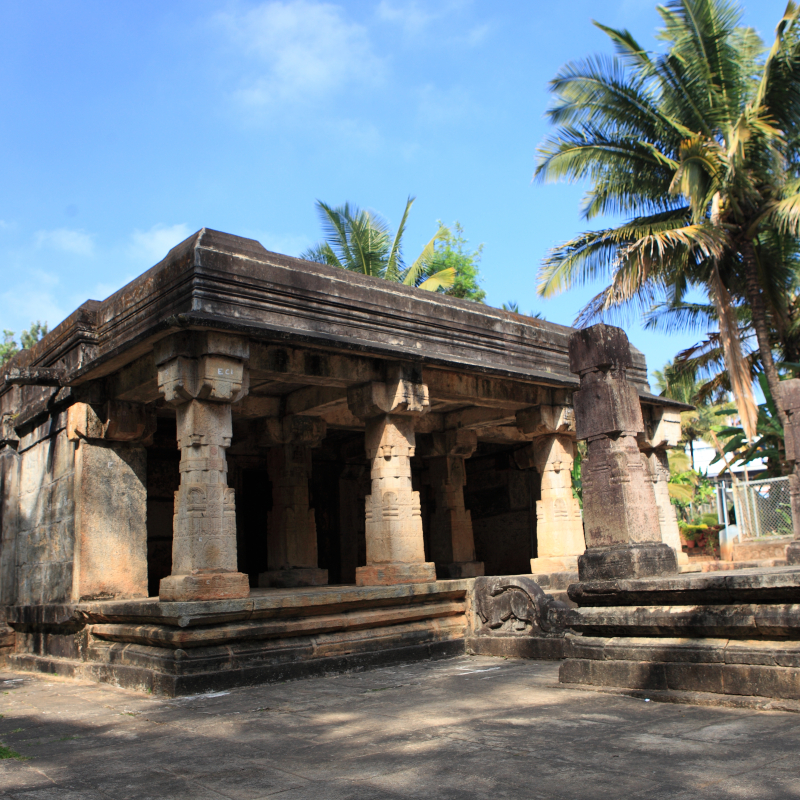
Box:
[535, 0, 800, 441]
[302, 197, 455, 292]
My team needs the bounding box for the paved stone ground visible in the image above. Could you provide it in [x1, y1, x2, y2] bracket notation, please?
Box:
[0, 656, 797, 799]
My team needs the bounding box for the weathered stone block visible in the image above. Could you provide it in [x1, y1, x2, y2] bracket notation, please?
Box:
[578, 542, 678, 582]
[573, 372, 643, 439]
[73, 440, 147, 601]
[568, 323, 634, 375]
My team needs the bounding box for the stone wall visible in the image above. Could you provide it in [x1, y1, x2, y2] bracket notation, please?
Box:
[9, 412, 76, 605]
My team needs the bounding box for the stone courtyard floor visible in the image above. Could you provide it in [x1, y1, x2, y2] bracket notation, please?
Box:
[0, 656, 797, 800]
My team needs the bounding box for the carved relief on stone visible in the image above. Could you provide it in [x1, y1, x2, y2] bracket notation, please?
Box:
[348, 372, 436, 585]
[156, 332, 251, 601]
[519, 435, 585, 572]
[472, 576, 566, 636]
[569, 324, 677, 580]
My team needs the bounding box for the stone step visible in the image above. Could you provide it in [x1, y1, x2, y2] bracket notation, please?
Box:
[559, 602, 800, 638]
[567, 565, 800, 607]
[560, 633, 800, 701]
[531, 571, 580, 591]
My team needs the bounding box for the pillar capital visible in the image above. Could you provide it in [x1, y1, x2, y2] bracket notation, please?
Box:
[515, 405, 575, 439]
[67, 401, 156, 444]
[155, 332, 250, 406]
[637, 406, 682, 451]
[347, 365, 429, 419]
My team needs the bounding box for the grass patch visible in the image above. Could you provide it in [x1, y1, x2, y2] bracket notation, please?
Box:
[0, 744, 26, 760]
[59, 735, 78, 742]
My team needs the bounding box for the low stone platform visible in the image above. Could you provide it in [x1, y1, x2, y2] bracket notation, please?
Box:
[558, 566, 800, 703]
[5, 581, 471, 696]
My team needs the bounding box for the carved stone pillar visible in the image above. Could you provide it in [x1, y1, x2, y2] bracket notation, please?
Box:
[569, 324, 678, 581]
[517, 404, 585, 573]
[775, 379, 800, 564]
[424, 428, 484, 579]
[258, 416, 328, 587]
[347, 366, 436, 585]
[638, 406, 689, 566]
[155, 333, 251, 601]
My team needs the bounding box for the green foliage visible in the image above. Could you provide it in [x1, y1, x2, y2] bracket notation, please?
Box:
[0, 322, 49, 367]
[571, 440, 585, 505]
[426, 222, 486, 302]
[668, 450, 715, 514]
[0, 744, 24, 760]
[713, 372, 788, 475]
[534, 0, 800, 434]
[302, 198, 455, 291]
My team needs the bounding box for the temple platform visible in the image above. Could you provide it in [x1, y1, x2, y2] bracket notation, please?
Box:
[4, 581, 471, 696]
[558, 566, 800, 703]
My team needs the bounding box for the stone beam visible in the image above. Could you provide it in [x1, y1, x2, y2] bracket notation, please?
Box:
[424, 369, 570, 410]
[443, 407, 518, 430]
[285, 385, 349, 416]
[249, 342, 382, 388]
[476, 426, 532, 444]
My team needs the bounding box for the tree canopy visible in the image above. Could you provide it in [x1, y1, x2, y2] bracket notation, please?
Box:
[301, 197, 456, 292]
[535, 0, 800, 442]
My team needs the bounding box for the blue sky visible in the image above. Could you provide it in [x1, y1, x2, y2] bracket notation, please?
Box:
[0, 0, 790, 383]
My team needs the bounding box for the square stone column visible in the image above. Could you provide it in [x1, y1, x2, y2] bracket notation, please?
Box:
[67, 400, 153, 601]
[517, 404, 585, 573]
[424, 429, 484, 579]
[348, 367, 436, 586]
[775, 379, 800, 564]
[258, 416, 328, 588]
[638, 406, 689, 566]
[570, 324, 678, 581]
[156, 333, 251, 601]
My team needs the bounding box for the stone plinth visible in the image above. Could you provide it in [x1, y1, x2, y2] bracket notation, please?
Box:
[6, 581, 470, 695]
[558, 566, 800, 702]
[348, 369, 436, 586]
[156, 334, 250, 602]
[569, 324, 677, 581]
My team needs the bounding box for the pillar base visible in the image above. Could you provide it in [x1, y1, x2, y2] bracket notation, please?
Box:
[356, 562, 437, 586]
[578, 542, 678, 582]
[530, 556, 579, 574]
[436, 561, 484, 580]
[159, 571, 250, 601]
[258, 568, 328, 588]
[787, 541, 800, 565]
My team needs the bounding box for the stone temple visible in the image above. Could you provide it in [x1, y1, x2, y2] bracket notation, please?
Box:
[1, 228, 799, 704]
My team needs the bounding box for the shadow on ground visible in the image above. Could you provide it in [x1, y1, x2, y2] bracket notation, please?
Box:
[0, 656, 797, 800]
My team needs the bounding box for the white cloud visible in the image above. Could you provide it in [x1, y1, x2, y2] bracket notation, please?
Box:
[376, 0, 482, 41]
[34, 228, 95, 256]
[0, 279, 68, 337]
[216, 0, 383, 107]
[129, 223, 192, 266]
[376, 0, 436, 32]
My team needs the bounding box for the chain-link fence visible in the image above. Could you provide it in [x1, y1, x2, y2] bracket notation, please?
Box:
[729, 476, 793, 539]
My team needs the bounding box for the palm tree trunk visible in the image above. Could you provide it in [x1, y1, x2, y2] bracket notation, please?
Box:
[741, 240, 788, 428]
